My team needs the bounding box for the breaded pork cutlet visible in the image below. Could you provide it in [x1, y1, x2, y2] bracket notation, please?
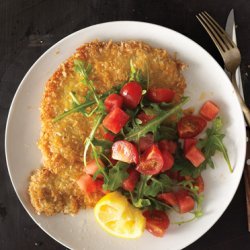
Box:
[29, 40, 186, 215]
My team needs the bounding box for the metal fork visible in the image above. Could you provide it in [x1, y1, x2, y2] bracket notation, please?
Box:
[196, 11, 250, 126]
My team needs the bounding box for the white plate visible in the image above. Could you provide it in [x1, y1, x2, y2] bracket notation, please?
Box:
[5, 21, 246, 250]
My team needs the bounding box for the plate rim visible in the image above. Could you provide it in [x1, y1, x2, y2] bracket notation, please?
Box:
[5, 20, 246, 250]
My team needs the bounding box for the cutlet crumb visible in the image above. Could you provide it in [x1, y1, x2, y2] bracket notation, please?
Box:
[28, 40, 186, 215]
[29, 168, 84, 215]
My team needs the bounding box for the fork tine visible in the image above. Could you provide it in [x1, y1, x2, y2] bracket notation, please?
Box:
[201, 12, 230, 50]
[196, 14, 226, 55]
[204, 11, 236, 48]
[198, 13, 228, 52]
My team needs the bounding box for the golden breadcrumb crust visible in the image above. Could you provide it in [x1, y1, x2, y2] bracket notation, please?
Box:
[28, 40, 186, 216]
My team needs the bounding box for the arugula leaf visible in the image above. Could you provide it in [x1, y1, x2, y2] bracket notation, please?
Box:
[69, 91, 81, 106]
[143, 175, 174, 197]
[129, 60, 148, 88]
[148, 197, 173, 211]
[53, 99, 96, 122]
[74, 59, 105, 111]
[103, 162, 129, 191]
[74, 59, 92, 77]
[83, 114, 105, 166]
[123, 107, 141, 133]
[53, 60, 122, 122]
[155, 125, 178, 141]
[135, 175, 151, 200]
[197, 117, 233, 173]
[132, 198, 151, 208]
[125, 97, 189, 141]
[92, 138, 112, 152]
[130, 174, 175, 210]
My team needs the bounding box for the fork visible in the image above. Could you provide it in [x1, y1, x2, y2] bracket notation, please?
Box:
[196, 11, 250, 126]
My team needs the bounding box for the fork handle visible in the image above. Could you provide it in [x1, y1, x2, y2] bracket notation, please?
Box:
[231, 72, 250, 127]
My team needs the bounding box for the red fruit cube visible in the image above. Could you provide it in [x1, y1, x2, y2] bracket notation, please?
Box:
[185, 145, 205, 167]
[102, 107, 129, 134]
[199, 100, 219, 121]
[183, 138, 197, 154]
[104, 93, 123, 112]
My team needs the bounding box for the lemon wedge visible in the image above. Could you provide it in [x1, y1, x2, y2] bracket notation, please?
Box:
[94, 192, 145, 239]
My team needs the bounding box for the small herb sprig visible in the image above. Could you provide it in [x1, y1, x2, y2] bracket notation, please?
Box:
[70, 60, 107, 168]
[129, 60, 149, 89]
[197, 117, 233, 173]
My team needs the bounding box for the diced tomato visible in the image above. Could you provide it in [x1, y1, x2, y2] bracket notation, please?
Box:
[120, 81, 142, 109]
[185, 145, 205, 167]
[104, 93, 123, 112]
[104, 132, 115, 142]
[137, 112, 155, 125]
[84, 159, 103, 178]
[157, 192, 178, 206]
[138, 133, 154, 152]
[175, 190, 195, 213]
[77, 174, 103, 194]
[183, 138, 197, 154]
[147, 87, 175, 103]
[161, 149, 174, 171]
[194, 175, 204, 193]
[199, 100, 219, 121]
[112, 140, 139, 164]
[122, 168, 140, 191]
[158, 140, 177, 154]
[177, 115, 207, 138]
[136, 144, 164, 175]
[102, 107, 129, 134]
[143, 210, 170, 237]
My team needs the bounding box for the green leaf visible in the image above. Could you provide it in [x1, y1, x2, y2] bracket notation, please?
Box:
[83, 114, 105, 166]
[212, 134, 233, 172]
[92, 138, 113, 151]
[197, 117, 233, 173]
[148, 197, 173, 211]
[53, 99, 96, 122]
[133, 198, 151, 208]
[143, 175, 174, 197]
[103, 162, 129, 191]
[155, 125, 178, 141]
[74, 59, 92, 81]
[53, 86, 122, 123]
[135, 175, 152, 200]
[69, 91, 80, 105]
[129, 60, 147, 87]
[125, 97, 189, 141]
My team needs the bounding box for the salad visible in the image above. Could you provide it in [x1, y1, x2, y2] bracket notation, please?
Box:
[54, 59, 232, 239]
